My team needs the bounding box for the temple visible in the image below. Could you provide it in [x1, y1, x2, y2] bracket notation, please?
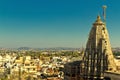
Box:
[82, 15, 117, 79]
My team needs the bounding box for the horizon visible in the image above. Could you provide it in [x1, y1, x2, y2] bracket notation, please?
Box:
[0, 46, 120, 49]
[0, 0, 120, 48]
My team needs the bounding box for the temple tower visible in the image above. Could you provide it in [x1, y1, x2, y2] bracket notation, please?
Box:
[82, 15, 117, 79]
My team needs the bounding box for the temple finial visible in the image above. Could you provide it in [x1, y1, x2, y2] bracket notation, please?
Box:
[97, 15, 101, 20]
[95, 15, 102, 23]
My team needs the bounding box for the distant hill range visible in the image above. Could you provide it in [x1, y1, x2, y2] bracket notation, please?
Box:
[16, 47, 120, 52]
[17, 47, 33, 50]
[1, 47, 120, 51]
[112, 47, 120, 52]
[17, 47, 81, 51]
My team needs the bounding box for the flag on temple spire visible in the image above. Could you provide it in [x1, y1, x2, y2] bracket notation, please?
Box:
[102, 5, 107, 21]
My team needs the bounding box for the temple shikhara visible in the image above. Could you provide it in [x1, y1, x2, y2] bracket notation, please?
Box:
[82, 15, 116, 79]
[64, 6, 120, 80]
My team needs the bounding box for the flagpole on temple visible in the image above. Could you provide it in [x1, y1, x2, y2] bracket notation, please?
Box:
[102, 5, 107, 24]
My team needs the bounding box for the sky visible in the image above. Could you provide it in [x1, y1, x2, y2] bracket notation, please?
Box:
[0, 0, 120, 48]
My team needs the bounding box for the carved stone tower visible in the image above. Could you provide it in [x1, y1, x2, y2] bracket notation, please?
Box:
[82, 15, 116, 79]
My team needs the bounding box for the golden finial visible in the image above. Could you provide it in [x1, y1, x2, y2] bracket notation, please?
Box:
[97, 15, 101, 20]
[93, 15, 104, 25]
[96, 15, 101, 23]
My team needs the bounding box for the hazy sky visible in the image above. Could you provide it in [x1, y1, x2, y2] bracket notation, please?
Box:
[0, 0, 120, 48]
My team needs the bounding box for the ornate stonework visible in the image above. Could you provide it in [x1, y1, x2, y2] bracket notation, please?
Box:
[83, 15, 116, 79]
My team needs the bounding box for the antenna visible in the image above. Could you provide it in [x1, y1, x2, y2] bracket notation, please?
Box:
[102, 5, 107, 23]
